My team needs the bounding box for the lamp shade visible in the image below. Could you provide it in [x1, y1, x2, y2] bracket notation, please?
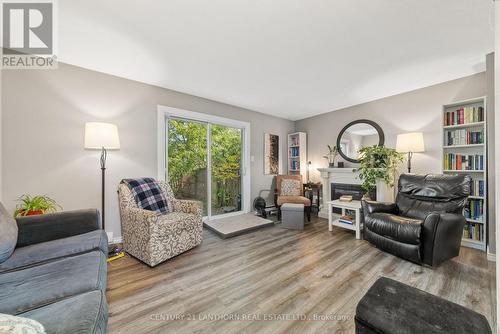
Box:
[84, 122, 120, 149]
[396, 132, 425, 153]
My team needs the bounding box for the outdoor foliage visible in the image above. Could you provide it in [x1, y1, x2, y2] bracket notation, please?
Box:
[168, 120, 241, 212]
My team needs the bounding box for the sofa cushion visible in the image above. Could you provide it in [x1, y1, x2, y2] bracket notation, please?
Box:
[277, 196, 311, 206]
[365, 213, 422, 245]
[0, 203, 18, 263]
[0, 251, 106, 315]
[21, 290, 107, 334]
[0, 230, 107, 273]
[280, 179, 301, 196]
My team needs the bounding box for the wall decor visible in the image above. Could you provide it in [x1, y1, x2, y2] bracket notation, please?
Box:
[264, 133, 280, 174]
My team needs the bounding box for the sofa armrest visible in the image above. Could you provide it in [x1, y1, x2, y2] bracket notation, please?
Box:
[16, 209, 101, 247]
[173, 199, 202, 216]
[361, 200, 398, 215]
[421, 212, 465, 266]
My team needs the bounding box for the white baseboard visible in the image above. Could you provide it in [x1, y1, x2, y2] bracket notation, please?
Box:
[487, 252, 496, 262]
[108, 236, 123, 244]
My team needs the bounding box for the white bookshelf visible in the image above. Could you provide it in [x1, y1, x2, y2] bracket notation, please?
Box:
[442, 97, 487, 251]
[288, 132, 307, 182]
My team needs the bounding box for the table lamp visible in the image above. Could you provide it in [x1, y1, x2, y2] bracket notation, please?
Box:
[84, 122, 120, 230]
[396, 132, 425, 173]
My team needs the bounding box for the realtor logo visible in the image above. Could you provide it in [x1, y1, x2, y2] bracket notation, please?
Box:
[1, 0, 57, 68]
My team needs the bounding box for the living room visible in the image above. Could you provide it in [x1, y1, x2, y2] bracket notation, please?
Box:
[0, 1, 499, 334]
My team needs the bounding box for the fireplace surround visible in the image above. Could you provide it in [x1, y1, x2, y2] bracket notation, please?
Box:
[317, 167, 394, 219]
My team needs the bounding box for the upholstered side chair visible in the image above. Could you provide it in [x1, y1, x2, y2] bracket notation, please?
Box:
[274, 174, 311, 221]
[118, 181, 203, 267]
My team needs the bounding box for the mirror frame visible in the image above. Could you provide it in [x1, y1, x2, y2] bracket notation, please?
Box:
[336, 119, 385, 163]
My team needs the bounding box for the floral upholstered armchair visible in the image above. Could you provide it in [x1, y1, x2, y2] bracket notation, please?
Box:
[117, 181, 203, 267]
[274, 174, 311, 221]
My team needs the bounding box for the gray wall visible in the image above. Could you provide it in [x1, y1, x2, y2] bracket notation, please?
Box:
[296, 72, 486, 179]
[0, 68, 2, 202]
[486, 52, 495, 255]
[1, 63, 294, 239]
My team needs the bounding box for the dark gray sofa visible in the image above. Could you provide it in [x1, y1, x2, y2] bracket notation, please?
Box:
[0, 202, 108, 334]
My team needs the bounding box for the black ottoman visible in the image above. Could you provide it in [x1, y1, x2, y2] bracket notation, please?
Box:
[355, 277, 492, 334]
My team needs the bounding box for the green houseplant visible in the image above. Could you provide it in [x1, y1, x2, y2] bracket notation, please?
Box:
[14, 194, 61, 217]
[323, 145, 338, 168]
[357, 145, 404, 198]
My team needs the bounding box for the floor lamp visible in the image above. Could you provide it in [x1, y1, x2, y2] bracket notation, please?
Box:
[396, 132, 425, 173]
[84, 122, 120, 231]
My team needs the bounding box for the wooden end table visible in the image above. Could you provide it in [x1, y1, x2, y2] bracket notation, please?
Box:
[327, 200, 362, 239]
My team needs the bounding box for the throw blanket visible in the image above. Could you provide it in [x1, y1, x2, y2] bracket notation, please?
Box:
[121, 178, 171, 214]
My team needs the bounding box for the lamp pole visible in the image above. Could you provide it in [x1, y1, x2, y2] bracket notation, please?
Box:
[100, 147, 107, 230]
[407, 151, 413, 173]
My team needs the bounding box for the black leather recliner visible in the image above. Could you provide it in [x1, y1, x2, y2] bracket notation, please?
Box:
[362, 174, 471, 266]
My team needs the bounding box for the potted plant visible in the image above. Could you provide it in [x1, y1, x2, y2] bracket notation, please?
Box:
[323, 145, 338, 168]
[14, 194, 61, 217]
[357, 145, 403, 199]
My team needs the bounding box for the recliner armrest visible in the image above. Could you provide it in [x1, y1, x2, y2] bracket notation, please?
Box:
[421, 212, 465, 266]
[362, 200, 398, 215]
[16, 209, 101, 247]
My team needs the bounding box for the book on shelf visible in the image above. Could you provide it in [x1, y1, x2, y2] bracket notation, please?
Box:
[470, 180, 485, 197]
[444, 106, 484, 126]
[289, 147, 300, 157]
[463, 222, 484, 242]
[339, 195, 353, 202]
[339, 215, 354, 225]
[444, 128, 484, 146]
[443, 153, 484, 171]
[464, 199, 484, 221]
[290, 160, 300, 171]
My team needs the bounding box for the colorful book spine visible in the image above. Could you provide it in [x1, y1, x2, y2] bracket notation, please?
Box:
[444, 129, 484, 146]
[463, 223, 484, 241]
[444, 106, 484, 126]
[443, 153, 484, 171]
[470, 180, 485, 197]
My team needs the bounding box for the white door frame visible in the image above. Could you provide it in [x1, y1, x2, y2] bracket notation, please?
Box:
[157, 105, 251, 219]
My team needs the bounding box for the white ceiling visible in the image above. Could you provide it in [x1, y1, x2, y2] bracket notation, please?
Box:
[59, 0, 494, 121]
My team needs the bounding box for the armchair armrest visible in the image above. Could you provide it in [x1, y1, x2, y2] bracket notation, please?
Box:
[16, 209, 101, 247]
[362, 200, 398, 215]
[173, 199, 202, 216]
[421, 212, 465, 266]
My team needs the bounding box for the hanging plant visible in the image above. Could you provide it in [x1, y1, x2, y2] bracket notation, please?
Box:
[357, 145, 404, 198]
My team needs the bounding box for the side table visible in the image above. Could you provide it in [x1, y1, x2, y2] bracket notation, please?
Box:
[326, 199, 362, 239]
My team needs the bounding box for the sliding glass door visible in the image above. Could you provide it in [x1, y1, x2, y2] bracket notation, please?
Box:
[168, 118, 208, 215]
[167, 117, 244, 219]
[211, 124, 242, 216]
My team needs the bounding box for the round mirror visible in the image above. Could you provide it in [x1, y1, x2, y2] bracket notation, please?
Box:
[336, 120, 385, 163]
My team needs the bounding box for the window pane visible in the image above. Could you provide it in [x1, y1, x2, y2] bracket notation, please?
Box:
[211, 124, 242, 216]
[168, 119, 208, 216]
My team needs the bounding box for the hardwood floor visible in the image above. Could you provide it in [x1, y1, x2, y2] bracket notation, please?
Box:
[107, 217, 496, 334]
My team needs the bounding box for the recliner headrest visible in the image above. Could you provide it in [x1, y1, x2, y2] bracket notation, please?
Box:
[398, 174, 471, 200]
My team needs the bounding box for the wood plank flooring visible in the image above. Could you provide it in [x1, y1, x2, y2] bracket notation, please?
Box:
[107, 217, 496, 334]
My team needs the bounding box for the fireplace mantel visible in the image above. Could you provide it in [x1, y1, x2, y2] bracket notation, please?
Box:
[317, 167, 394, 219]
